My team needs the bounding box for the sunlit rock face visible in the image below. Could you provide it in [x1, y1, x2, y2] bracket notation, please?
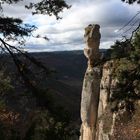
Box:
[80, 24, 101, 140]
[84, 24, 101, 69]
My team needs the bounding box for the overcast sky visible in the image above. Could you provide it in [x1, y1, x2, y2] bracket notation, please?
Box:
[3, 0, 140, 52]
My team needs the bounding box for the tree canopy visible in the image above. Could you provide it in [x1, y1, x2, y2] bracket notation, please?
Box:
[0, 0, 70, 40]
[122, 0, 140, 4]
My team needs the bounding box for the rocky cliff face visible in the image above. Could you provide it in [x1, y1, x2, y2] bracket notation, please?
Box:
[97, 60, 140, 140]
[80, 58, 140, 140]
[97, 61, 116, 140]
[80, 24, 140, 140]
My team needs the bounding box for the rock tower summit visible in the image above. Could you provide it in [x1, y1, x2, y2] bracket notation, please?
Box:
[80, 24, 101, 140]
[84, 24, 101, 69]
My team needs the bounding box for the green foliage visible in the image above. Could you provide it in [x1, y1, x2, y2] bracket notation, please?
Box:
[131, 29, 140, 62]
[0, 71, 14, 95]
[0, 120, 21, 140]
[24, 110, 78, 140]
[0, 0, 70, 41]
[0, 70, 13, 109]
[110, 27, 140, 105]
[0, 100, 6, 110]
[109, 39, 131, 59]
[25, 0, 71, 19]
[0, 17, 36, 38]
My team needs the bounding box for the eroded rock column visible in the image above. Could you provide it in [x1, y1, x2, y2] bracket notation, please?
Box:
[80, 24, 101, 140]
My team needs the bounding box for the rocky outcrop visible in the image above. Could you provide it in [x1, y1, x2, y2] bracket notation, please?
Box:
[80, 24, 101, 140]
[97, 61, 140, 140]
[80, 24, 140, 140]
[84, 24, 101, 69]
[97, 61, 115, 140]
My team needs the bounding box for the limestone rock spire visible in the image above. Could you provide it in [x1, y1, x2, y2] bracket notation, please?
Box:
[80, 24, 101, 140]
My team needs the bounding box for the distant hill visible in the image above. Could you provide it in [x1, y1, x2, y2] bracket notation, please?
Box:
[1, 49, 107, 120]
[31, 50, 87, 119]
[30, 49, 106, 118]
[30, 50, 87, 79]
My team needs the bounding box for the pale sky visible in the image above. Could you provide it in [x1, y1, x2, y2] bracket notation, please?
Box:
[2, 0, 140, 52]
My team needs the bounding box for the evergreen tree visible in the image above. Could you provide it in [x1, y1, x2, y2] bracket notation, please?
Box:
[122, 0, 140, 4]
[108, 26, 140, 113]
[0, 0, 70, 94]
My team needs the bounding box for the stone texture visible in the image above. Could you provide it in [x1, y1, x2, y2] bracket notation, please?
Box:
[80, 24, 101, 140]
[84, 24, 101, 69]
[98, 61, 114, 118]
[80, 68, 101, 140]
[97, 61, 115, 140]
